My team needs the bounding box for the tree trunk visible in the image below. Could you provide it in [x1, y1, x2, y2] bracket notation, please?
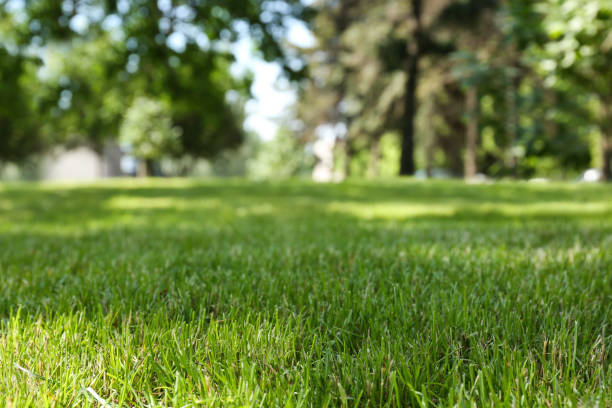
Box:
[505, 68, 520, 176]
[146, 159, 156, 177]
[602, 135, 612, 182]
[436, 81, 466, 176]
[464, 86, 479, 179]
[180, 158, 195, 177]
[137, 160, 148, 177]
[137, 159, 156, 177]
[544, 89, 559, 142]
[425, 133, 434, 178]
[602, 100, 612, 181]
[400, 52, 419, 176]
[344, 138, 352, 178]
[369, 136, 381, 178]
[399, 1, 423, 176]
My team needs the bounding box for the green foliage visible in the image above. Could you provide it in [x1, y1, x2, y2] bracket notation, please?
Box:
[119, 97, 181, 160]
[298, 0, 611, 179]
[248, 128, 314, 179]
[37, 36, 129, 149]
[0, 180, 611, 405]
[378, 132, 401, 176]
[0, 46, 46, 162]
[1, 0, 610, 179]
[534, 0, 612, 178]
[539, 0, 611, 90]
[1, 0, 312, 163]
[210, 135, 261, 177]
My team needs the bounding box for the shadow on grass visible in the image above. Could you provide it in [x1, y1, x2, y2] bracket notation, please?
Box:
[1, 179, 611, 230]
[1, 180, 611, 342]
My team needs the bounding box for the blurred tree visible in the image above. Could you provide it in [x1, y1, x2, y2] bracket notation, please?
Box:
[297, 0, 359, 177]
[2, 0, 314, 162]
[442, 5, 502, 179]
[119, 96, 181, 176]
[302, 0, 500, 176]
[15, 0, 313, 71]
[376, 0, 498, 175]
[440, 1, 532, 179]
[37, 35, 128, 152]
[536, 0, 612, 180]
[426, 0, 592, 179]
[0, 47, 45, 162]
[0, 6, 49, 162]
[2, 0, 610, 181]
[249, 126, 314, 179]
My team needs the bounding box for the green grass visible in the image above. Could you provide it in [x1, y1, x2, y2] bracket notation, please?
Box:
[0, 179, 610, 407]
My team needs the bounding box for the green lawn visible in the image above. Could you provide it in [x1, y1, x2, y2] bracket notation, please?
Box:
[0, 179, 610, 407]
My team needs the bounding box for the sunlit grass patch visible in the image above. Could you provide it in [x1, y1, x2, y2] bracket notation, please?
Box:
[327, 200, 612, 220]
[106, 195, 222, 210]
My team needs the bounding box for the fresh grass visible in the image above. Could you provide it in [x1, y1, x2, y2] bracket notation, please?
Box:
[0, 179, 610, 407]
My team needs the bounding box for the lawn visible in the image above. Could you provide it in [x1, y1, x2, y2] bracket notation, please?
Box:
[0, 179, 610, 407]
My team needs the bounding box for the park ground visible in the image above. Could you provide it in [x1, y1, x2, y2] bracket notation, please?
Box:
[0, 179, 610, 406]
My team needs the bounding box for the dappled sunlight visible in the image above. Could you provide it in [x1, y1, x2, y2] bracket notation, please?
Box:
[106, 195, 221, 210]
[326, 201, 455, 219]
[0, 198, 13, 211]
[1, 180, 612, 234]
[235, 203, 277, 217]
[1, 0, 611, 403]
[35, 177, 202, 191]
[1, 180, 611, 405]
[326, 199, 612, 221]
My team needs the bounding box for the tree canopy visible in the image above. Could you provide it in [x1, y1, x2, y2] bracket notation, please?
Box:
[0, 0, 610, 181]
[0, 0, 311, 162]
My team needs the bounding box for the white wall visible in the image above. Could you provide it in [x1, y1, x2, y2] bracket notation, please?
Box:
[42, 146, 104, 181]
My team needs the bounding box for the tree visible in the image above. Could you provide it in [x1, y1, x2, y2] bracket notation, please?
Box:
[119, 96, 181, 176]
[443, 3, 507, 179]
[297, 0, 360, 177]
[36, 35, 128, 152]
[537, 0, 612, 180]
[0, 6, 49, 162]
[0, 47, 48, 162]
[3, 0, 314, 161]
[249, 126, 314, 179]
[382, 0, 496, 175]
[303, 0, 503, 176]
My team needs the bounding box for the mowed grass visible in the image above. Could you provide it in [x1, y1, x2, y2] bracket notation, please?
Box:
[0, 179, 610, 407]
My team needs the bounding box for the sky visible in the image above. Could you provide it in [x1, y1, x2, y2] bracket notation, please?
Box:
[231, 20, 316, 141]
[92, 13, 317, 143]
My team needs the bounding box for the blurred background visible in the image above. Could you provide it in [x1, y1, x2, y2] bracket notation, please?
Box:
[0, 0, 610, 183]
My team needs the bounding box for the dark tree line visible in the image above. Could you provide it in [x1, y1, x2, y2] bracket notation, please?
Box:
[298, 0, 612, 180]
